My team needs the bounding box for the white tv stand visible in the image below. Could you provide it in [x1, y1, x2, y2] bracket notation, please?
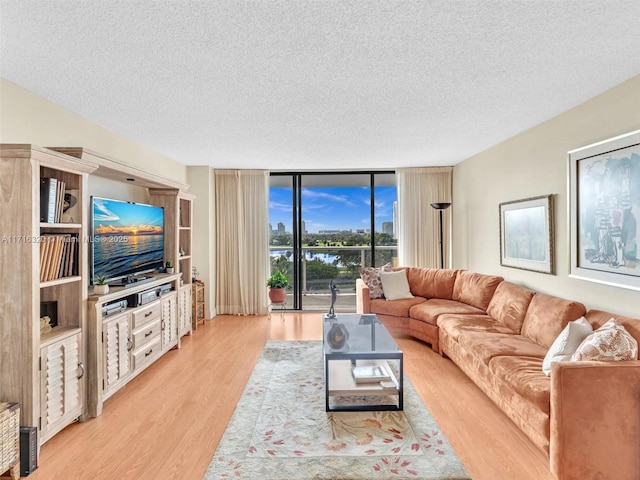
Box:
[52, 147, 196, 421]
[86, 272, 189, 417]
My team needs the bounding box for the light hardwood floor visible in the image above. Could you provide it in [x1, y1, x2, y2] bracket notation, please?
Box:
[14, 314, 554, 480]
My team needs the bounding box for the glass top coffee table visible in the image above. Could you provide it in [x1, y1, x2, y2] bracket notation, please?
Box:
[323, 314, 403, 412]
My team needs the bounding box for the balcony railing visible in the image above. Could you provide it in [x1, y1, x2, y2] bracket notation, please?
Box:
[269, 245, 398, 312]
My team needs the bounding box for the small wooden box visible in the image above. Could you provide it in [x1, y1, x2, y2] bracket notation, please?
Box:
[0, 402, 19, 480]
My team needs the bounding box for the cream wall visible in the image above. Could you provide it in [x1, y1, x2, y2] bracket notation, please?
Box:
[453, 75, 640, 318]
[0, 78, 187, 183]
[89, 176, 149, 204]
[0, 76, 207, 304]
[187, 166, 216, 318]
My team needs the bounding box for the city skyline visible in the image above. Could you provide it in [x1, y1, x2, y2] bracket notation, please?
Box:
[269, 186, 397, 234]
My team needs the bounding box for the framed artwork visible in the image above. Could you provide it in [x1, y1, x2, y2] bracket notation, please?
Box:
[569, 129, 640, 291]
[499, 195, 554, 274]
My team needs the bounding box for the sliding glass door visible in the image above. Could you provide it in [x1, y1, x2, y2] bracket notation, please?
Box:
[269, 172, 396, 312]
[269, 175, 296, 309]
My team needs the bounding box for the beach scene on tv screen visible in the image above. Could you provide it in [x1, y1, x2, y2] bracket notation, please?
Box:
[92, 198, 164, 281]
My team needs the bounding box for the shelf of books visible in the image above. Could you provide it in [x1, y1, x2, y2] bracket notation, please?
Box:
[38, 166, 84, 285]
[38, 233, 80, 283]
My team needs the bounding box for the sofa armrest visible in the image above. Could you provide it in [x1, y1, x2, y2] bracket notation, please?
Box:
[356, 279, 371, 313]
[550, 360, 640, 480]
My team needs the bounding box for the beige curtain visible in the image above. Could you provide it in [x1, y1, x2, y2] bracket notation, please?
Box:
[397, 167, 453, 268]
[214, 170, 270, 314]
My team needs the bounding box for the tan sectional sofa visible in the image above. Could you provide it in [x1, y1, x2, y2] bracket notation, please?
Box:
[356, 267, 640, 480]
[357, 269, 504, 352]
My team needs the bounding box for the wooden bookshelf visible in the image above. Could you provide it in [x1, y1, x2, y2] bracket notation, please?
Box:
[0, 144, 97, 448]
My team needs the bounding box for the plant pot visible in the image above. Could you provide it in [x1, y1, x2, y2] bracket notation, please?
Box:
[166, 267, 174, 274]
[268, 288, 287, 304]
[94, 284, 109, 295]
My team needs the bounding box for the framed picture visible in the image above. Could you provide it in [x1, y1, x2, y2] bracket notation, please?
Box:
[499, 195, 554, 274]
[569, 129, 640, 291]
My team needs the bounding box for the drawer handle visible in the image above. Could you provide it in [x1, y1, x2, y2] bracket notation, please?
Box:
[145, 311, 153, 318]
[145, 349, 153, 357]
[127, 338, 133, 352]
[145, 330, 153, 337]
[161, 320, 166, 330]
[77, 362, 85, 379]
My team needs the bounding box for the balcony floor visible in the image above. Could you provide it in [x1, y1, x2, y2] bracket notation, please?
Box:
[274, 292, 357, 313]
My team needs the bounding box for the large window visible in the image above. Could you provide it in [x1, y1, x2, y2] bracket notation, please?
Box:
[269, 172, 396, 312]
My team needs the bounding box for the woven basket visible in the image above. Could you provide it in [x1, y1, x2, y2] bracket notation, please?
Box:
[0, 402, 19, 475]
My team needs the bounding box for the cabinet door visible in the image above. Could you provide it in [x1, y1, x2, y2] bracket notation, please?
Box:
[40, 332, 83, 443]
[103, 314, 132, 397]
[178, 286, 192, 337]
[161, 293, 178, 350]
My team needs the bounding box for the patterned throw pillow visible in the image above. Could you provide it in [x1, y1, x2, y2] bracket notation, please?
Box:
[571, 318, 638, 362]
[359, 263, 393, 299]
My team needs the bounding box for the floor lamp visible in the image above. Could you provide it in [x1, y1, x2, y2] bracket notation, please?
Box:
[430, 202, 451, 268]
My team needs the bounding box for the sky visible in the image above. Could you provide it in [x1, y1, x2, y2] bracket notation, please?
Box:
[93, 197, 164, 235]
[269, 186, 396, 234]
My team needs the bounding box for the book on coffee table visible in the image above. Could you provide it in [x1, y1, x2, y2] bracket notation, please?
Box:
[352, 364, 392, 384]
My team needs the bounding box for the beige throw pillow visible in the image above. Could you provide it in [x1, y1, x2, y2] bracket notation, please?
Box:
[542, 317, 592, 376]
[571, 318, 638, 362]
[359, 263, 392, 299]
[379, 270, 414, 301]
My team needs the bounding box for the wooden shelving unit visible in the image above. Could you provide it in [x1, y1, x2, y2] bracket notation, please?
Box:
[52, 147, 195, 340]
[148, 190, 194, 339]
[192, 282, 206, 328]
[178, 193, 194, 285]
[0, 144, 198, 453]
[177, 193, 195, 336]
[50, 147, 195, 418]
[0, 144, 97, 448]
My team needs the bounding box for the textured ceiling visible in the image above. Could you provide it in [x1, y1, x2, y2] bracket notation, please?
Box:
[1, 1, 639, 170]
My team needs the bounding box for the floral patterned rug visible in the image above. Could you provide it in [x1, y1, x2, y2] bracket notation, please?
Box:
[203, 341, 470, 479]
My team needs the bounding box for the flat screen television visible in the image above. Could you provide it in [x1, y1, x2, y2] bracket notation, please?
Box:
[91, 196, 165, 284]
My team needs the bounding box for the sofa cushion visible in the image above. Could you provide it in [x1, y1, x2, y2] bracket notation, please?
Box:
[359, 263, 392, 299]
[379, 270, 413, 300]
[457, 331, 547, 365]
[370, 296, 426, 318]
[520, 293, 586, 349]
[486, 281, 536, 333]
[452, 271, 504, 311]
[489, 355, 551, 414]
[571, 318, 638, 361]
[406, 267, 458, 300]
[438, 314, 518, 342]
[542, 317, 593, 376]
[409, 298, 485, 326]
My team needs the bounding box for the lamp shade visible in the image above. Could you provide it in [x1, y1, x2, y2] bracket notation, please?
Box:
[430, 202, 451, 210]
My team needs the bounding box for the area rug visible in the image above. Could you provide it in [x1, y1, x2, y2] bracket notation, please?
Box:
[203, 341, 470, 479]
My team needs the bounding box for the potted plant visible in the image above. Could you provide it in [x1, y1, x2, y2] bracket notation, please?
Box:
[266, 270, 290, 303]
[94, 275, 109, 295]
[165, 261, 174, 274]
